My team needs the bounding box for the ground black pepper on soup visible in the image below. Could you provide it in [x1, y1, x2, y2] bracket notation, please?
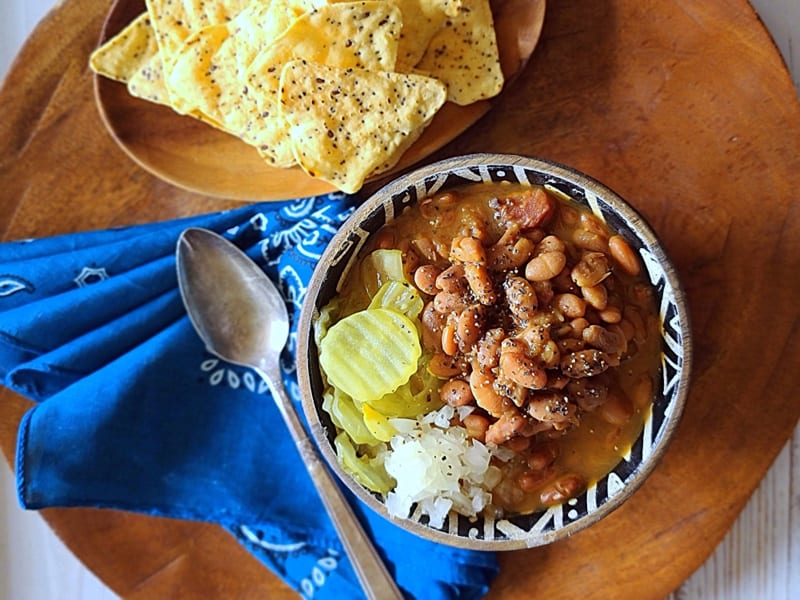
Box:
[315, 181, 661, 525]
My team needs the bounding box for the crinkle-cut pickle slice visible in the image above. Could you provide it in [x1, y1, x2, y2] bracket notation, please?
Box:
[318, 307, 422, 403]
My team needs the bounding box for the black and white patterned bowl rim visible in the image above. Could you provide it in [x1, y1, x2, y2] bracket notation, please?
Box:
[299, 153, 692, 551]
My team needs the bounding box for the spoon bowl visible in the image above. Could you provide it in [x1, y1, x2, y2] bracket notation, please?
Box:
[176, 228, 288, 370]
[175, 227, 402, 600]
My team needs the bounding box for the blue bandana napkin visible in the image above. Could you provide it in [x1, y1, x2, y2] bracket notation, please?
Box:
[0, 193, 499, 599]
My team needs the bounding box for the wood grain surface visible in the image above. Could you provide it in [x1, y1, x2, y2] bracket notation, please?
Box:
[1, 0, 799, 599]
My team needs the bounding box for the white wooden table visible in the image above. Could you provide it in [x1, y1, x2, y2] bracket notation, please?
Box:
[0, 1, 798, 598]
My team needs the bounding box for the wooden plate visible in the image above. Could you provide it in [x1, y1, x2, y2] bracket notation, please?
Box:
[93, 0, 547, 200]
[1, 0, 799, 598]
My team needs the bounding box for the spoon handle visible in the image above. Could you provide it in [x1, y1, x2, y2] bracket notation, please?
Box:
[256, 366, 403, 600]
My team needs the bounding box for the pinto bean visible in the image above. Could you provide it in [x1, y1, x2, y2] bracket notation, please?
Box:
[487, 226, 535, 270]
[581, 283, 608, 310]
[441, 378, 474, 407]
[527, 441, 560, 471]
[527, 392, 577, 424]
[573, 228, 609, 252]
[525, 251, 567, 282]
[493, 374, 529, 407]
[540, 474, 586, 506]
[462, 413, 490, 441]
[561, 349, 618, 378]
[505, 275, 538, 322]
[558, 337, 585, 353]
[566, 377, 609, 411]
[624, 305, 648, 344]
[428, 352, 465, 378]
[608, 235, 640, 276]
[414, 264, 442, 295]
[582, 324, 626, 355]
[518, 327, 561, 369]
[434, 290, 470, 314]
[469, 368, 514, 417]
[504, 435, 532, 453]
[456, 304, 486, 349]
[412, 237, 439, 262]
[552, 267, 578, 294]
[532, 280, 554, 305]
[499, 341, 548, 389]
[485, 410, 529, 445]
[535, 234, 566, 255]
[441, 322, 459, 356]
[463, 262, 496, 305]
[554, 293, 587, 319]
[599, 305, 623, 324]
[517, 470, 547, 492]
[419, 192, 458, 219]
[434, 263, 468, 294]
[571, 252, 611, 288]
[607, 323, 629, 356]
[450, 236, 487, 264]
[580, 211, 608, 235]
[420, 302, 446, 351]
[476, 328, 505, 370]
[546, 372, 570, 390]
[569, 317, 590, 337]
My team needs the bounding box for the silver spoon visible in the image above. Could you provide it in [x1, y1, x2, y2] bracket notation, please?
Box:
[175, 227, 402, 600]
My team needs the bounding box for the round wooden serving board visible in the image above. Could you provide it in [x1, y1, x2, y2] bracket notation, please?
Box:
[1, 0, 799, 598]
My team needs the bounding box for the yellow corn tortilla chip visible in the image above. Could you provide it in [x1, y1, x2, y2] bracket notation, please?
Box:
[244, 0, 403, 165]
[90, 13, 175, 107]
[144, 0, 251, 65]
[415, 0, 503, 105]
[279, 60, 447, 193]
[391, 0, 450, 71]
[90, 13, 229, 128]
[90, 13, 157, 85]
[144, 0, 252, 111]
[166, 0, 308, 118]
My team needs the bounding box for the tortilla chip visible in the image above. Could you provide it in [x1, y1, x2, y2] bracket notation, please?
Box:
[415, 0, 503, 105]
[165, 0, 307, 118]
[244, 0, 403, 165]
[90, 13, 174, 107]
[391, 0, 449, 71]
[89, 13, 157, 84]
[144, 0, 250, 65]
[279, 60, 447, 193]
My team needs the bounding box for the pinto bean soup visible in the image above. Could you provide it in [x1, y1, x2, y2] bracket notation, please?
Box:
[325, 181, 661, 516]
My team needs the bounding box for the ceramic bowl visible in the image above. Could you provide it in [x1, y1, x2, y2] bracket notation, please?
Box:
[297, 153, 692, 550]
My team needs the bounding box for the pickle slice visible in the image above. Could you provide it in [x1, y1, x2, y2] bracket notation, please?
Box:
[322, 388, 379, 446]
[334, 432, 395, 494]
[319, 307, 422, 403]
[362, 403, 397, 442]
[360, 249, 406, 297]
[368, 280, 424, 320]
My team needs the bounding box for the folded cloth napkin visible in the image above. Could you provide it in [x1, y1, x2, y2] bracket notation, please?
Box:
[0, 193, 499, 599]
